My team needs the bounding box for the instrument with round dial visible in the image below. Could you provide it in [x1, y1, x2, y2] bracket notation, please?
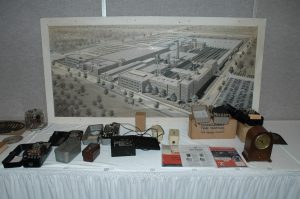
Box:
[242, 126, 273, 162]
[254, 133, 271, 150]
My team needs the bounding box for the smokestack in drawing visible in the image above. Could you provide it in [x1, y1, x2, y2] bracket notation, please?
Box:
[155, 54, 160, 76]
[192, 38, 197, 49]
[155, 54, 159, 64]
[166, 53, 170, 64]
[176, 40, 179, 59]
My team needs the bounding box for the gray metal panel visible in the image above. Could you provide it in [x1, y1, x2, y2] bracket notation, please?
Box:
[256, 0, 300, 119]
[107, 0, 254, 17]
[0, 0, 101, 120]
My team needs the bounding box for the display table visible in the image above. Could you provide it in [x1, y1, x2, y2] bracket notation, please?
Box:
[0, 120, 300, 199]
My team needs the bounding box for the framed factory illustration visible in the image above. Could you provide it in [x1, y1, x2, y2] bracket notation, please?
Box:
[41, 17, 266, 123]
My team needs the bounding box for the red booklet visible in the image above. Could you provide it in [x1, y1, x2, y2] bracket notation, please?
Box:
[162, 145, 182, 167]
[210, 147, 247, 168]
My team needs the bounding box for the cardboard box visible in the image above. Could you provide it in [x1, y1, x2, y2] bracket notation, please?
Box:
[236, 122, 253, 142]
[135, 112, 146, 131]
[188, 115, 237, 139]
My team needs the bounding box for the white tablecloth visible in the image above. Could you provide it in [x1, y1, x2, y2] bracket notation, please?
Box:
[0, 120, 300, 199]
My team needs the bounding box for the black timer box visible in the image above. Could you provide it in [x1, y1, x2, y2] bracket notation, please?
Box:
[111, 136, 135, 157]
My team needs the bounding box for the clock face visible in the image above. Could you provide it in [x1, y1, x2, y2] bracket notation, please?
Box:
[254, 133, 271, 150]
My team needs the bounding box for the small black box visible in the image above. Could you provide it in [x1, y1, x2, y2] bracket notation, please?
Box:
[111, 136, 135, 157]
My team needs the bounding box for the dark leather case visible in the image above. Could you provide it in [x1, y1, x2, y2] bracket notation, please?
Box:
[82, 143, 100, 162]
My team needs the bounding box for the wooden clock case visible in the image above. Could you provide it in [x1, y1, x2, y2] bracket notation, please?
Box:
[242, 126, 273, 162]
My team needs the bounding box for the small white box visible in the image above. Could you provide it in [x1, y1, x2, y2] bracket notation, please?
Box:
[169, 129, 179, 145]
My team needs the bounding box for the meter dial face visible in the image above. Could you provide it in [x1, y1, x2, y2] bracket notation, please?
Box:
[254, 134, 271, 150]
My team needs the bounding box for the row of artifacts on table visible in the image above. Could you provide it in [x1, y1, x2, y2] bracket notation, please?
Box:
[0, 104, 287, 168]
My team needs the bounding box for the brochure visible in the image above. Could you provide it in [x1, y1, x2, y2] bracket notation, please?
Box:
[210, 147, 247, 168]
[162, 145, 216, 167]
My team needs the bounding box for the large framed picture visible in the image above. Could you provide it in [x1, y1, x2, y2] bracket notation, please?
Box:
[41, 17, 266, 123]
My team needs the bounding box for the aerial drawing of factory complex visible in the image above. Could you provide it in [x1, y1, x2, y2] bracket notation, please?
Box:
[50, 25, 257, 117]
